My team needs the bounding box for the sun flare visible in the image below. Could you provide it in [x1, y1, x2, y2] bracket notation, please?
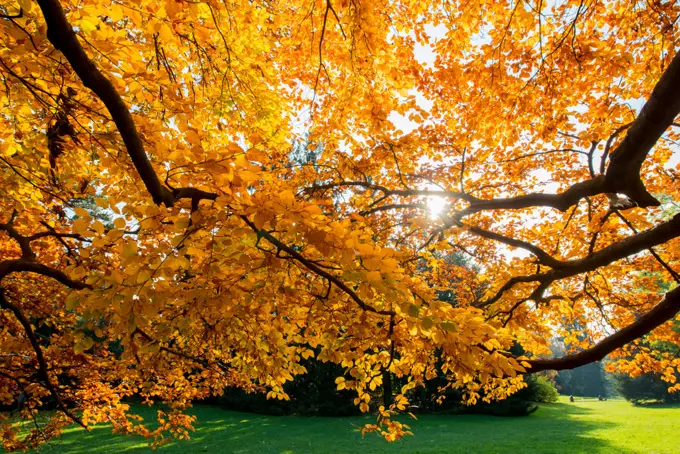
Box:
[427, 196, 447, 218]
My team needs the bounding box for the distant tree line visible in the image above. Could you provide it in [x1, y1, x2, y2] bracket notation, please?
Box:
[551, 322, 680, 404]
[216, 353, 559, 417]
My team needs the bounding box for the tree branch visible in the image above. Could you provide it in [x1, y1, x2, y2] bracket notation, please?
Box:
[240, 215, 394, 316]
[604, 51, 680, 206]
[477, 213, 680, 307]
[36, 0, 175, 206]
[0, 259, 91, 289]
[461, 223, 563, 268]
[528, 286, 680, 372]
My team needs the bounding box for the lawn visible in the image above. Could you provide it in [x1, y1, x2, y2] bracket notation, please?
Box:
[10, 397, 680, 453]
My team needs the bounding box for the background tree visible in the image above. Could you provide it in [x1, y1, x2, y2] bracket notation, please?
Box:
[612, 323, 680, 404]
[550, 325, 610, 397]
[1, 0, 679, 450]
[614, 372, 680, 405]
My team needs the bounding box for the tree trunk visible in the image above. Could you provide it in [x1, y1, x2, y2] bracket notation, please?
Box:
[382, 370, 393, 408]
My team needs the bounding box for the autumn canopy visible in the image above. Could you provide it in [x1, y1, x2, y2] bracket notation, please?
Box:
[0, 0, 679, 448]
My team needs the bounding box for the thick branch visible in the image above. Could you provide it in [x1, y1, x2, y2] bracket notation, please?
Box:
[528, 286, 680, 372]
[477, 213, 680, 307]
[37, 0, 174, 206]
[0, 259, 91, 289]
[28, 231, 88, 242]
[461, 223, 563, 268]
[555, 213, 680, 274]
[37, 0, 220, 208]
[321, 53, 680, 218]
[605, 51, 680, 206]
[613, 211, 680, 283]
[0, 214, 34, 259]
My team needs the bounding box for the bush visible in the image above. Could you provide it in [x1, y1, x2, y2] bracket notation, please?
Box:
[471, 375, 557, 416]
[218, 357, 360, 417]
[533, 376, 560, 403]
[404, 371, 559, 417]
[615, 373, 680, 404]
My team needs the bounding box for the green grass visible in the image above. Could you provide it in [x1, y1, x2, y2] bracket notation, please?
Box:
[11, 397, 680, 453]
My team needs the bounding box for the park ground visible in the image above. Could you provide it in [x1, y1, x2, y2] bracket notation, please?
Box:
[9, 397, 680, 453]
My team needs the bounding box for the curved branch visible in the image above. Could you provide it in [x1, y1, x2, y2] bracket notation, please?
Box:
[37, 0, 219, 209]
[0, 259, 91, 289]
[613, 211, 680, 283]
[39, 0, 679, 221]
[556, 213, 680, 274]
[528, 286, 680, 372]
[323, 53, 680, 219]
[36, 0, 174, 206]
[605, 51, 680, 206]
[477, 213, 680, 307]
[0, 216, 34, 259]
[308, 181, 477, 202]
[359, 203, 426, 215]
[599, 122, 632, 174]
[461, 223, 563, 268]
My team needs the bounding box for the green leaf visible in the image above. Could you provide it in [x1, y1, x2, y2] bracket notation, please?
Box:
[441, 322, 458, 332]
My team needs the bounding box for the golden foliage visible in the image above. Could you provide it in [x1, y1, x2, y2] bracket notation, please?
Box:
[0, 0, 679, 448]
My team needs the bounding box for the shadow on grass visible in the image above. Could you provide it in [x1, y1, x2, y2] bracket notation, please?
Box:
[33, 402, 629, 454]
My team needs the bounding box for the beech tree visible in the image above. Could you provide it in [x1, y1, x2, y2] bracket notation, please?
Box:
[1, 0, 679, 449]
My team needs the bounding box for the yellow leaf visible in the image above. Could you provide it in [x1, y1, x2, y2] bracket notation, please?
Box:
[304, 205, 323, 216]
[137, 269, 152, 284]
[109, 4, 124, 22]
[74, 342, 85, 355]
[382, 258, 399, 272]
[279, 190, 295, 207]
[81, 336, 94, 350]
[239, 170, 259, 184]
[366, 271, 382, 283]
[159, 23, 173, 41]
[66, 293, 79, 311]
[92, 220, 105, 235]
[73, 207, 90, 218]
[247, 148, 267, 162]
[248, 132, 264, 145]
[18, 0, 32, 13]
[80, 19, 98, 34]
[121, 241, 138, 259]
[72, 218, 90, 235]
[441, 322, 458, 332]
[356, 243, 372, 255]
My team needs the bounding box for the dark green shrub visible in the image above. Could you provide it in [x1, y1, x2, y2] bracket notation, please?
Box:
[614, 373, 680, 404]
[218, 357, 360, 416]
